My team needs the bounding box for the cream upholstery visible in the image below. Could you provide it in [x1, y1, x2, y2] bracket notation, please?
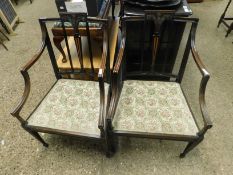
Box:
[113, 80, 199, 136]
[27, 79, 109, 137]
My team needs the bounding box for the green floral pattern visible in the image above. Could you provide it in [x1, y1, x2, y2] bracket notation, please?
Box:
[27, 79, 109, 136]
[113, 80, 199, 136]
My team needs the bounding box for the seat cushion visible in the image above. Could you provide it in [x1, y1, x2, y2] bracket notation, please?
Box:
[113, 80, 199, 136]
[27, 79, 109, 137]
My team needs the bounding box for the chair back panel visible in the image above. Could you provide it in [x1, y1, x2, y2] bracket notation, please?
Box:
[39, 14, 109, 81]
[121, 11, 196, 82]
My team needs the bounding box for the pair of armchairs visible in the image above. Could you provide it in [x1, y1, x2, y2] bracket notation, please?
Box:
[11, 11, 212, 158]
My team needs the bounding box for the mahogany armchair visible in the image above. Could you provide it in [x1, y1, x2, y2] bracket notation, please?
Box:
[11, 15, 111, 155]
[106, 11, 213, 157]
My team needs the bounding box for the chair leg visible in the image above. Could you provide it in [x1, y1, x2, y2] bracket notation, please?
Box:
[0, 30, 10, 41]
[105, 146, 112, 158]
[23, 126, 49, 147]
[111, 0, 115, 19]
[218, 0, 232, 28]
[225, 22, 233, 37]
[53, 36, 67, 63]
[14, 0, 18, 5]
[0, 39, 8, 50]
[217, 15, 223, 28]
[105, 130, 116, 157]
[105, 139, 114, 158]
[105, 139, 115, 157]
[180, 136, 204, 158]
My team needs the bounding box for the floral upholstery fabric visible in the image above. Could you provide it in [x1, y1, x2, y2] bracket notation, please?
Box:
[53, 21, 101, 28]
[113, 80, 199, 136]
[27, 79, 109, 137]
[53, 0, 108, 28]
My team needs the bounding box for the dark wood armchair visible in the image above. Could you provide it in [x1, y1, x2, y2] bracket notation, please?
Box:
[106, 11, 213, 157]
[11, 15, 111, 155]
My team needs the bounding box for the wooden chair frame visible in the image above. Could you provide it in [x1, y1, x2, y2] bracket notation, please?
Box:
[11, 16, 111, 155]
[106, 12, 212, 158]
[217, 0, 233, 38]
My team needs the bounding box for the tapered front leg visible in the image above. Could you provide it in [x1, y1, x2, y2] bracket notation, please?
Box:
[23, 126, 49, 147]
[180, 136, 204, 158]
[225, 22, 233, 37]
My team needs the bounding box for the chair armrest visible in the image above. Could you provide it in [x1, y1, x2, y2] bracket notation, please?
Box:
[107, 22, 126, 122]
[113, 23, 126, 74]
[11, 30, 47, 124]
[98, 20, 109, 133]
[190, 22, 213, 134]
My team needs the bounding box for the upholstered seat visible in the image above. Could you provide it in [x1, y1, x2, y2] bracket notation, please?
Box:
[112, 80, 199, 136]
[27, 79, 109, 137]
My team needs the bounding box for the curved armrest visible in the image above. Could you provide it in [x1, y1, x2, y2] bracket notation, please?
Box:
[190, 22, 213, 134]
[11, 30, 47, 124]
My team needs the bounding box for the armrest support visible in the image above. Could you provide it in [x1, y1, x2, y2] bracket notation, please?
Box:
[190, 22, 213, 134]
[11, 26, 47, 124]
[98, 20, 108, 133]
[107, 21, 126, 122]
